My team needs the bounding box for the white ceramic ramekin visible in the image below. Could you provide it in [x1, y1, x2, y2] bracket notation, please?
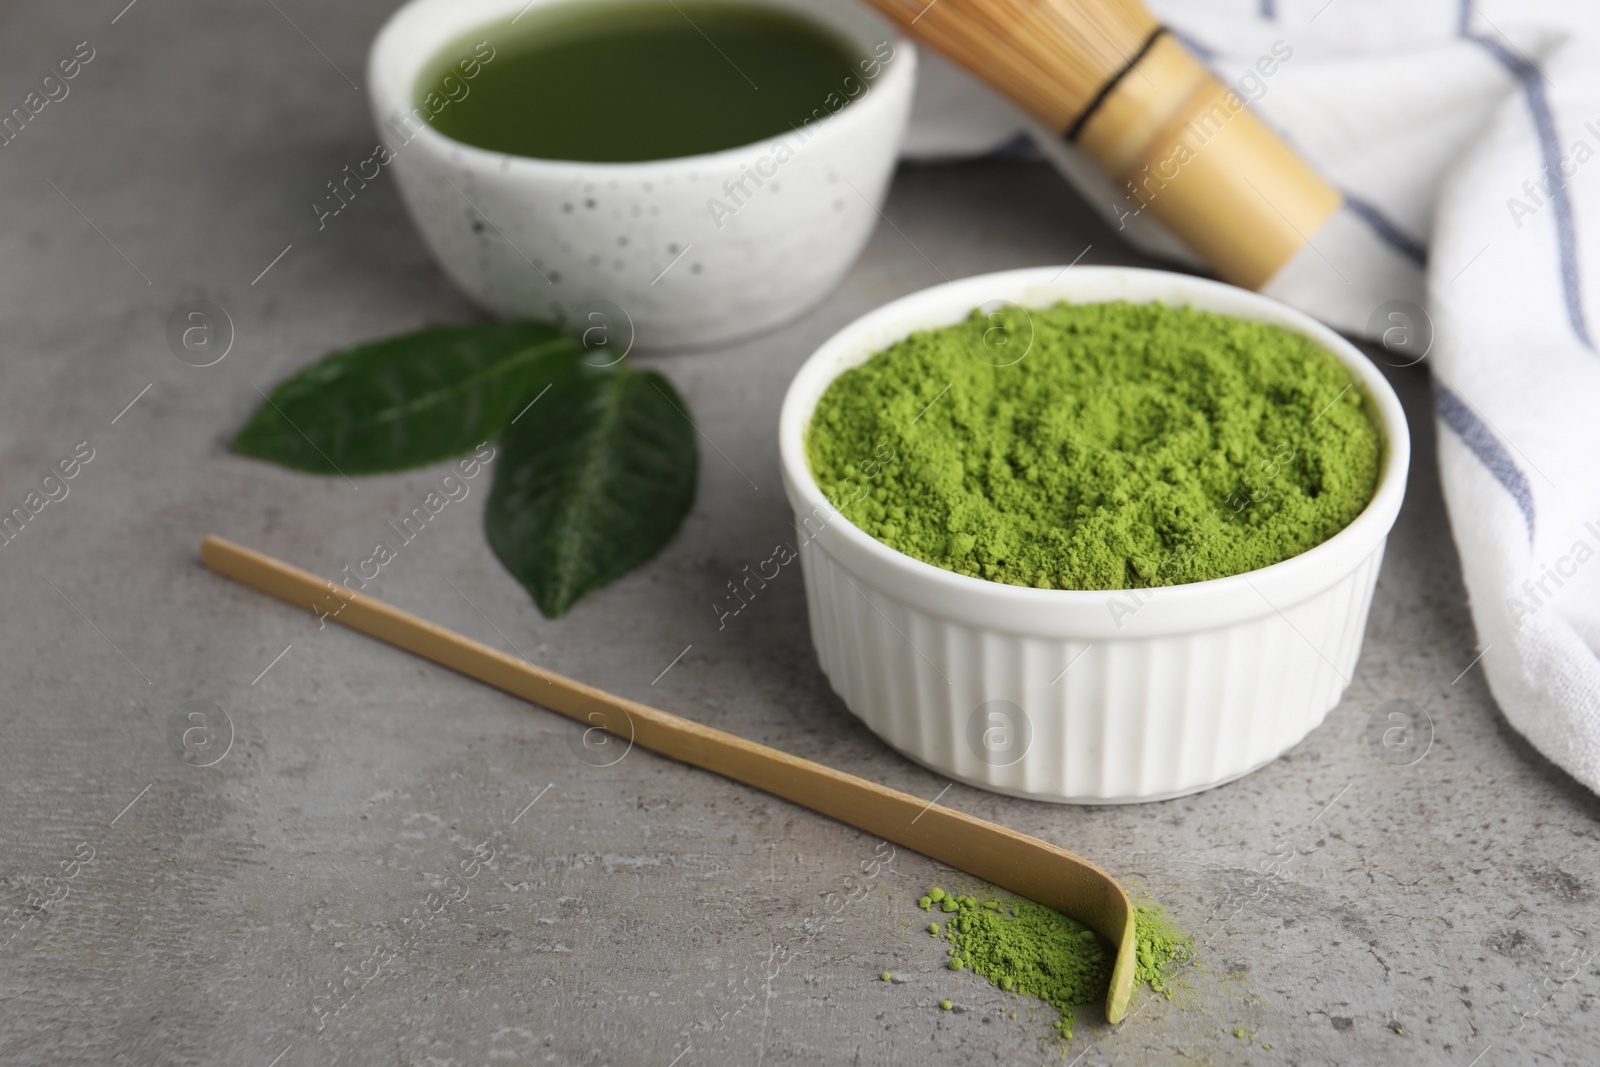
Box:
[367, 0, 915, 348]
[779, 267, 1410, 803]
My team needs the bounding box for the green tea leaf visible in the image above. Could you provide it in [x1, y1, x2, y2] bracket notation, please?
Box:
[486, 365, 698, 617]
[233, 322, 582, 475]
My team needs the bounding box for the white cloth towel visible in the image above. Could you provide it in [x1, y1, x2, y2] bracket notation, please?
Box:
[901, 0, 1600, 793]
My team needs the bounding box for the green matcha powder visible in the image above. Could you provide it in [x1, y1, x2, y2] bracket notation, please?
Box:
[917, 886, 1192, 1039]
[806, 301, 1382, 590]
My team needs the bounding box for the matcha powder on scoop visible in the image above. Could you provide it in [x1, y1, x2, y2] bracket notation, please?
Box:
[805, 301, 1382, 591]
[915, 886, 1193, 1039]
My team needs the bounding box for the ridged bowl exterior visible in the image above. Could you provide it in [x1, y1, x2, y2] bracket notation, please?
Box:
[798, 533, 1385, 802]
[779, 268, 1410, 803]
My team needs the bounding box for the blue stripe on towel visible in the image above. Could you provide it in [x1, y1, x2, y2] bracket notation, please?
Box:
[1435, 382, 1536, 540]
[1461, 5, 1594, 349]
[1342, 191, 1428, 267]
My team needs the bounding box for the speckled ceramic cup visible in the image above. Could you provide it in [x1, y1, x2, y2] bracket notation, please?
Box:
[367, 0, 916, 348]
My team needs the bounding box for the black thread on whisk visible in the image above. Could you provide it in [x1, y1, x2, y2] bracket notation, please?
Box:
[1063, 25, 1169, 143]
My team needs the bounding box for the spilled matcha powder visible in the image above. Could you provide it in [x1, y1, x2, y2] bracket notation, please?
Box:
[916, 885, 1192, 1039]
[805, 301, 1382, 590]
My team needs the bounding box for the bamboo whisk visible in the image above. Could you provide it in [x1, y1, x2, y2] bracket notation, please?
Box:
[868, 0, 1341, 289]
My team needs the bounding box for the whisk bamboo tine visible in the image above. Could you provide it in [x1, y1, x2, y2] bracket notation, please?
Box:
[200, 534, 1137, 1023]
[864, 0, 1341, 289]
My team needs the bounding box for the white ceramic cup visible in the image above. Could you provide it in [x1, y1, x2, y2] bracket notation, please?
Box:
[366, 0, 916, 348]
[779, 267, 1411, 804]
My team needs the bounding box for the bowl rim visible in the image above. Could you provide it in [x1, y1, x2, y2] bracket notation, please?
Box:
[366, 0, 915, 176]
[777, 265, 1412, 639]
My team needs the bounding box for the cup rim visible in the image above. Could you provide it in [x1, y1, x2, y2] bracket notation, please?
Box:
[777, 266, 1412, 638]
[366, 0, 914, 174]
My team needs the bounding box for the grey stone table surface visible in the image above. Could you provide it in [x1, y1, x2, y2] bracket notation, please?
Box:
[3, 2, 1598, 1065]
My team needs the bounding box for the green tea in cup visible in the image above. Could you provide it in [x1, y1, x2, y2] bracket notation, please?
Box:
[418, 1, 872, 163]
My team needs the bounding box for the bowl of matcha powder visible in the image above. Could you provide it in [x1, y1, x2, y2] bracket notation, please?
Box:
[778, 267, 1409, 803]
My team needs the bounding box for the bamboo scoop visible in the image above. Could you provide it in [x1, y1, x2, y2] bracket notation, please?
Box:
[200, 535, 1136, 1022]
[863, 0, 1341, 289]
